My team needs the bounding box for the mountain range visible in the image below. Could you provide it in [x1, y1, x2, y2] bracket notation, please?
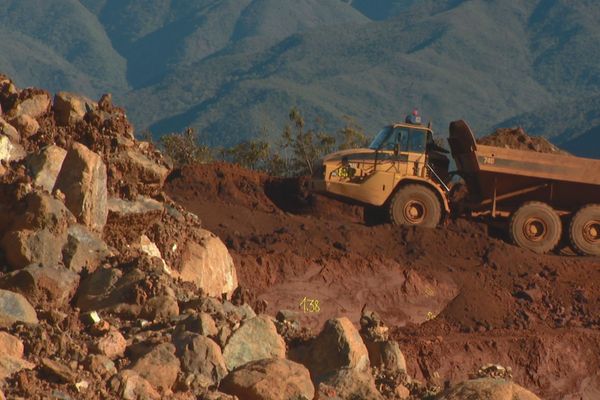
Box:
[1, 0, 599, 154]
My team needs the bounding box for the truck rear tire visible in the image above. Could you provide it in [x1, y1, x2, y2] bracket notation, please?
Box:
[569, 204, 600, 256]
[509, 202, 561, 254]
[389, 184, 441, 228]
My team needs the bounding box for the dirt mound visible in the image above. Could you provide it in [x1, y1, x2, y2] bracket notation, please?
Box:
[478, 127, 568, 154]
[166, 162, 600, 400]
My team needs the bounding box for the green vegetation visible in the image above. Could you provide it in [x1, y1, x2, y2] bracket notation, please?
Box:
[2, 1, 600, 154]
[161, 108, 368, 176]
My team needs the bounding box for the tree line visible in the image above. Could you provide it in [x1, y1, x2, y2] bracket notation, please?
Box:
[158, 108, 369, 176]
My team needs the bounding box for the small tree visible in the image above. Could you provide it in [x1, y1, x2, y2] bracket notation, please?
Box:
[337, 115, 368, 150]
[160, 127, 212, 167]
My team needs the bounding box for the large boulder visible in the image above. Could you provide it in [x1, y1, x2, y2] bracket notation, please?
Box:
[53, 91, 95, 126]
[0, 332, 35, 380]
[26, 145, 68, 192]
[173, 332, 227, 390]
[62, 224, 111, 273]
[0, 289, 38, 328]
[305, 317, 370, 379]
[318, 369, 383, 400]
[436, 378, 542, 400]
[0, 264, 80, 308]
[0, 134, 25, 163]
[110, 370, 161, 400]
[131, 343, 181, 392]
[223, 315, 286, 371]
[111, 148, 169, 188]
[54, 143, 108, 232]
[175, 229, 238, 298]
[1, 229, 65, 270]
[10, 190, 75, 234]
[221, 358, 315, 400]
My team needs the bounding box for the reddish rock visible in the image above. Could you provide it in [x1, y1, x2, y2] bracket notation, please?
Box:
[131, 343, 180, 392]
[0, 332, 34, 380]
[140, 295, 179, 321]
[9, 114, 39, 137]
[438, 378, 541, 400]
[95, 329, 127, 360]
[26, 145, 68, 192]
[221, 358, 315, 400]
[110, 369, 160, 400]
[53, 91, 95, 126]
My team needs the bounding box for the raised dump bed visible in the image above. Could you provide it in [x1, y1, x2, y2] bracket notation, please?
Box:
[448, 120, 600, 256]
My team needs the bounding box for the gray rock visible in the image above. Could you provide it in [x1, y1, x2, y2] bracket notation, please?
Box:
[54, 143, 108, 232]
[178, 312, 218, 337]
[10, 91, 50, 119]
[140, 295, 179, 321]
[221, 358, 315, 400]
[0, 289, 38, 328]
[364, 340, 407, 373]
[26, 145, 68, 192]
[305, 317, 370, 380]
[62, 224, 111, 273]
[173, 332, 227, 389]
[223, 315, 286, 371]
[319, 369, 383, 400]
[0, 264, 80, 308]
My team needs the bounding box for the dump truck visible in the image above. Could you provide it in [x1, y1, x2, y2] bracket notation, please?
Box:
[310, 119, 600, 256]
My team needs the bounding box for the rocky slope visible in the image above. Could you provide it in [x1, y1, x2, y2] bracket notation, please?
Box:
[0, 76, 568, 399]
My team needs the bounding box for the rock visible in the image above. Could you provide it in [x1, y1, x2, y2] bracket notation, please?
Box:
[10, 90, 50, 119]
[0, 332, 35, 380]
[10, 190, 75, 234]
[0, 264, 80, 308]
[175, 229, 238, 298]
[85, 354, 117, 378]
[173, 332, 227, 389]
[54, 142, 108, 232]
[95, 329, 127, 359]
[0, 289, 38, 327]
[110, 370, 161, 400]
[137, 234, 170, 274]
[221, 358, 315, 400]
[437, 378, 541, 400]
[364, 340, 406, 373]
[41, 357, 77, 383]
[1, 229, 65, 270]
[75, 267, 144, 315]
[62, 224, 111, 273]
[306, 317, 370, 380]
[113, 148, 169, 187]
[178, 312, 219, 337]
[0, 134, 26, 162]
[320, 369, 383, 400]
[108, 197, 164, 215]
[140, 295, 179, 321]
[9, 114, 39, 137]
[26, 145, 68, 192]
[131, 343, 180, 392]
[53, 91, 95, 126]
[0, 117, 19, 142]
[223, 315, 286, 371]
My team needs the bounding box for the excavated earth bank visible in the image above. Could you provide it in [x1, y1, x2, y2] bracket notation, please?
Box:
[166, 162, 600, 400]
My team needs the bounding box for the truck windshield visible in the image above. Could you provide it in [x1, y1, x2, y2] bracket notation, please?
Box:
[369, 127, 394, 150]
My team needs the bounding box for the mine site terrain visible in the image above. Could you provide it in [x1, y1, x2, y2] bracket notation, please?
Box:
[0, 74, 599, 400]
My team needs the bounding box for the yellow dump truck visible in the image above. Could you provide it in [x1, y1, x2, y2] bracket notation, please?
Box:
[311, 119, 600, 256]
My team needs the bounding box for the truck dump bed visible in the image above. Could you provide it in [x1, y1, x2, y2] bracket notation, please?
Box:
[448, 120, 600, 212]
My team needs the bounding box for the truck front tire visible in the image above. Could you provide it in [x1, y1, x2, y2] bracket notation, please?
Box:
[569, 204, 600, 256]
[509, 202, 561, 254]
[389, 184, 442, 228]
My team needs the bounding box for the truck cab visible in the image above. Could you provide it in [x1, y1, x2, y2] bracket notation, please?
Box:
[311, 122, 451, 227]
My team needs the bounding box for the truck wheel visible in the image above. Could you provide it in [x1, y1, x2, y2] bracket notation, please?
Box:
[389, 184, 441, 228]
[569, 204, 600, 256]
[509, 202, 561, 254]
